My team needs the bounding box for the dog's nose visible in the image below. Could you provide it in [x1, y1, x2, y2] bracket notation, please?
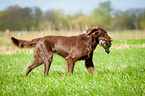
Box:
[110, 39, 113, 41]
[100, 42, 102, 45]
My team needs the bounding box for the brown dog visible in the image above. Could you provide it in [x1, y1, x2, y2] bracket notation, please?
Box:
[11, 27, 113, 76]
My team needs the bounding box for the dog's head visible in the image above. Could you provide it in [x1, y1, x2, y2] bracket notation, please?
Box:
[86, 27, 113, 54]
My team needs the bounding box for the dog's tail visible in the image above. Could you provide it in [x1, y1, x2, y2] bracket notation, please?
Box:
[11, 36, 41, 48]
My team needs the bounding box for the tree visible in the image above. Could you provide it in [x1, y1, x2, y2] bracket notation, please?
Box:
[112, 8, 145, 30]
[90, 1, 113, 30]
[44, 9, 70, 31]
[0, 11, 6, 31]
[0, 2, 145, 31]
[3, 5, 33, 31]
[32, 7, 43, 30]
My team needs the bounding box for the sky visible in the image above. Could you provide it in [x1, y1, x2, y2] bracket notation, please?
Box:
[0, 0, 145, 14]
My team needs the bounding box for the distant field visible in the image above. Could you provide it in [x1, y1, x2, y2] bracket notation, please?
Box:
[0, 30, 145, 40]
[0, 31, 145, 95]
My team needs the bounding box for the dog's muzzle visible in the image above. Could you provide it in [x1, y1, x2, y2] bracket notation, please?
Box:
[99, 39, 112, 54]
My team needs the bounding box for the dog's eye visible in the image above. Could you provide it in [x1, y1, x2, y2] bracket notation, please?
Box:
[104, 32, 108, 35]
[95, 32, 98, 35]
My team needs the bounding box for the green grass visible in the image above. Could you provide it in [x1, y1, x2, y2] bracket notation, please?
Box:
[0, 38, 145, 95]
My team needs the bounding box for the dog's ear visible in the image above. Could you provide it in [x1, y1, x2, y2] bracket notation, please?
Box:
[86, 27, 98, 35]
[86, 27, 92, 35]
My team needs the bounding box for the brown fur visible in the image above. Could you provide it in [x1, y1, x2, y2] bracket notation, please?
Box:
[11, 27, 113, 76]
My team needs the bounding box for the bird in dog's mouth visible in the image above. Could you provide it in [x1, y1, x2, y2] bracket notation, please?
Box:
[99, 39, 112, 54]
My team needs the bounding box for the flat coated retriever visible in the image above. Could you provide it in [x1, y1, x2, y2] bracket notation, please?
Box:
[11, 27, 113, 76]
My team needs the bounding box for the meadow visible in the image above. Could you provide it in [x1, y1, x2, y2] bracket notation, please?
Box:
[0, 31, 145, 96]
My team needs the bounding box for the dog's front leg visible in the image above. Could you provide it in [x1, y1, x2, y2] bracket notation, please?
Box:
[85, 52, 96, 73]
[66, 59, 76, 73]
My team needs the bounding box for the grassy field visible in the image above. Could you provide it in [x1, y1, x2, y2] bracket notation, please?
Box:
[0, 31, 145, 96]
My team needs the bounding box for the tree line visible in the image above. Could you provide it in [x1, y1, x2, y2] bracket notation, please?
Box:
[0, 1, 145, 32]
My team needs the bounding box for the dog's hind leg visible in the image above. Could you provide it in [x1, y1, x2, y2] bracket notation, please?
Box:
[42, 51, 53, 76]
[38, 39, 53, 76]
[26, 39, 53, 76]
[26, 58, 43, 76]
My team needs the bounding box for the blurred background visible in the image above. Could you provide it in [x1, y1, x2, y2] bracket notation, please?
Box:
[0, 0, 145, 31]
[0, 0, 145, 34]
